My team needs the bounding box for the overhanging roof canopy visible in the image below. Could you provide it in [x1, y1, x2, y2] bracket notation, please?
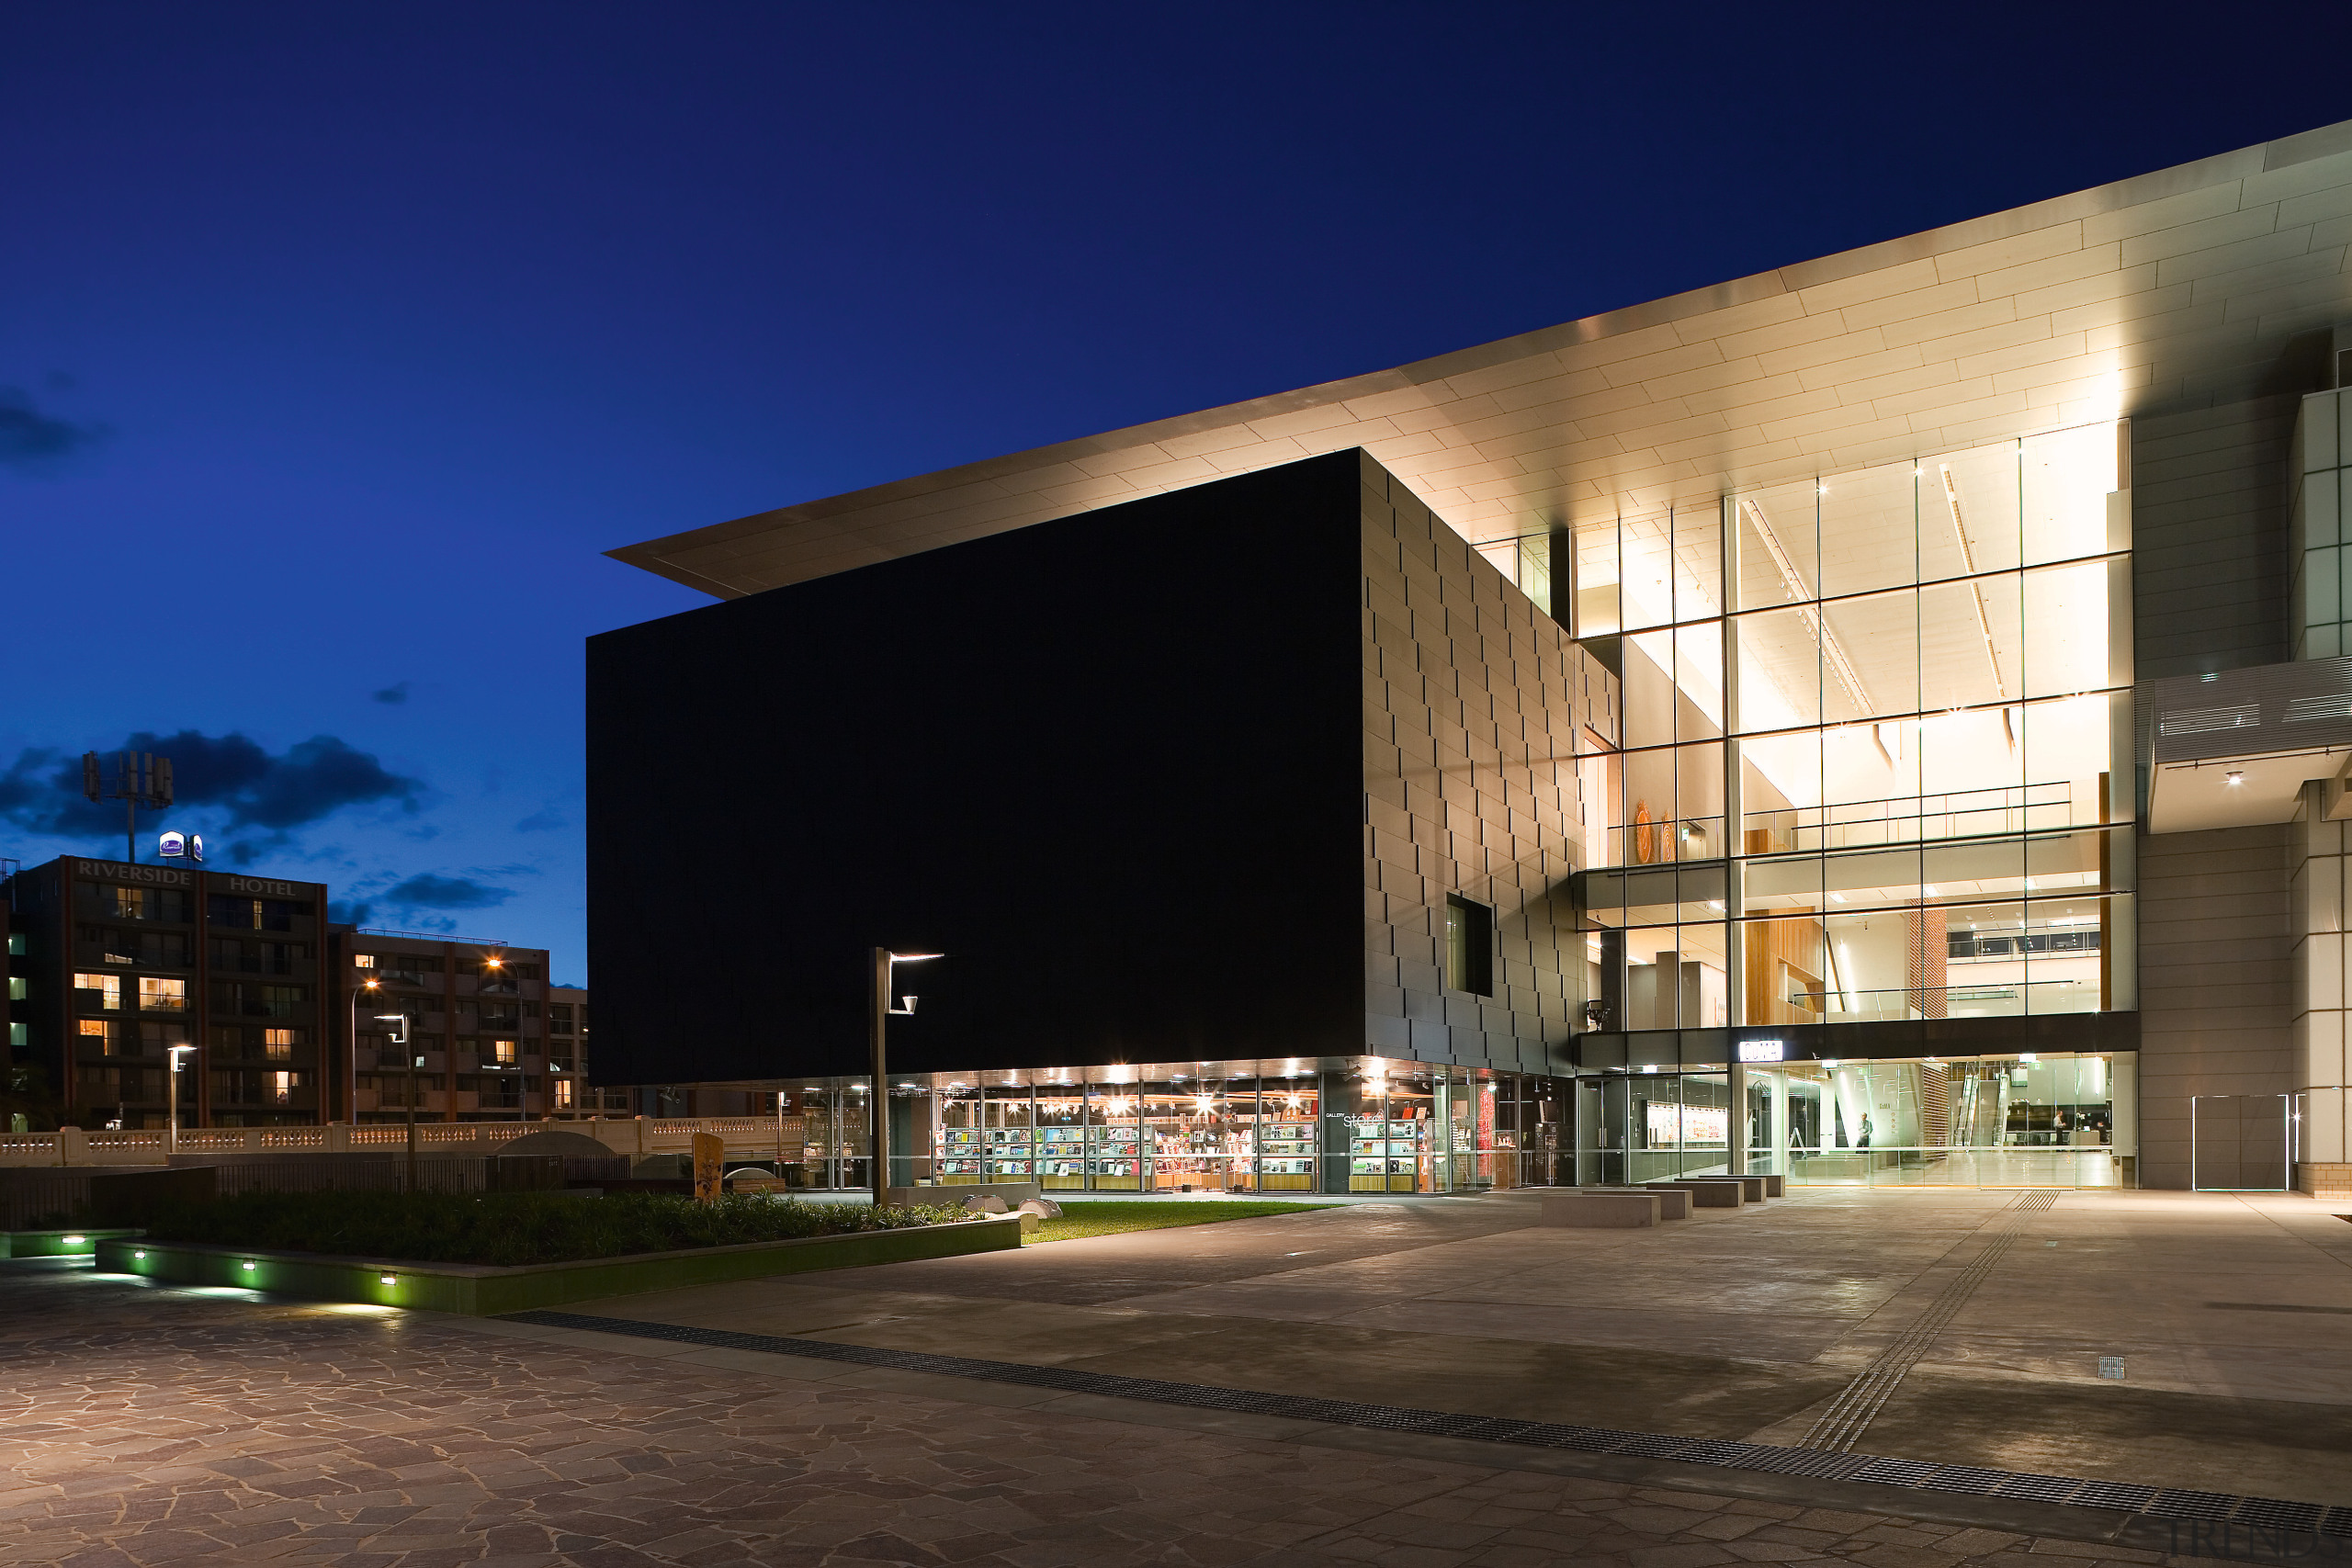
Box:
[613, 119, 2352, 602]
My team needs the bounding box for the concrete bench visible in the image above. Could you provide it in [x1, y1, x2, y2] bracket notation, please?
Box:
[887, 1181, 1040, 1209]
[1758, 1173, 1785, 1198]
[1644, 1179, 1744, 1208]
[1542, 1190, 1663, 1228]
[1583, 1184, 1690, 1219]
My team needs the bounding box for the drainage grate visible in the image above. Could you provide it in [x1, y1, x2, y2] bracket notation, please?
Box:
[1849, 1458, 1940, 1488]
[2098, 1356, 2125, 1379]
[1517, 1423, 1632, 1452]
[1721, 1447, 1871, 1481]
[1675, 1439, 1773, 1468]
[2236, 1498, 2325, 1531]
[2145, 1489, 2243, 1521]
[496, 1309, 2343, 1532]
[1610, 1432, 1697, 1459]
[1998, 1473, 2086, 1505]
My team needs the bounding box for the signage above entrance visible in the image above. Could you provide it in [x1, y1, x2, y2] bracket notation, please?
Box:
[1736, 1039, 1786, 1063]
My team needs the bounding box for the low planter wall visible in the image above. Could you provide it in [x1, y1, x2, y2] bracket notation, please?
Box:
[96, 1214, 1022, 1314]
[2, 1226, 142, 1258]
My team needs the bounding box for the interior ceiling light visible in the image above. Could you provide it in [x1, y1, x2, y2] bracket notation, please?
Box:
[1739, 497, 1872, 716]
[1939, 465, 2009, 702]
[2225, 770, 2245, 785]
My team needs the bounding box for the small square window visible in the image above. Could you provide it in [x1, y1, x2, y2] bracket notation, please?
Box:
[1444, 896, 1494, 997]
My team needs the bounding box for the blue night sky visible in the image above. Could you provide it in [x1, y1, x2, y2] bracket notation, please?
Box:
[2, 5, 2343, 982]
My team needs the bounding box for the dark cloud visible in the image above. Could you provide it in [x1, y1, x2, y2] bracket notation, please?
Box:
[330, 899, 375, 927]
[0, 388, 105, 470]
[0, 730, 422, 844]
[382, 874, 513, 910]
[372, 682, 411, 705]
[514, 806, 566, 832]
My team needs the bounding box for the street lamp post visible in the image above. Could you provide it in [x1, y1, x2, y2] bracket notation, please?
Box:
[868, 949, 941, 1204]
[165, 1043, 197, 1152]
[348, 976, 383, 1124]
[375, 1013, 413, 1190]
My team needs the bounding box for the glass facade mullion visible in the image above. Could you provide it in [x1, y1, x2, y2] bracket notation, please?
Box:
[1583, 420, 2132, 1038]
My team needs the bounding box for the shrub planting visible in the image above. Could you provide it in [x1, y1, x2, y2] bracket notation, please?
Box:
[141, 1189, 973, 1267]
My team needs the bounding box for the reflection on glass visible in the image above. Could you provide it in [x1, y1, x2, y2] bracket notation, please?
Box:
[1744, 1053, 2126, 1188]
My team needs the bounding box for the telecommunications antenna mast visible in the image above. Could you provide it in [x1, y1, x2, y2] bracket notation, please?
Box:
[83, 750, 174, 863]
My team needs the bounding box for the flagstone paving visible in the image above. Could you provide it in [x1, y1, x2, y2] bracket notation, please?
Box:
[0, 1258, 2227, 1568]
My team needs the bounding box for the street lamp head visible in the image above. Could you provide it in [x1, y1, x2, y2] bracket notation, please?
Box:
[888, 952, 944, 963]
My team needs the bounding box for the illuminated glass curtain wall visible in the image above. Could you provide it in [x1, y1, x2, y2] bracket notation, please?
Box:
[1574, 423, 2134, 1031]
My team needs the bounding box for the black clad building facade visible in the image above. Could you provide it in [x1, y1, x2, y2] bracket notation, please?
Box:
[590, 452, 1606, 1192]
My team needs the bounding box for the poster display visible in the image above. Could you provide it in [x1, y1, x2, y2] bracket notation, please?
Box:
[1645, 1103, 1727, 1148]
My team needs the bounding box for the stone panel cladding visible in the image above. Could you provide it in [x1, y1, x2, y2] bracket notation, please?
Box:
[1357, 453, 1617, 1075]
[2288, 784, 2352, 1181]
[2132, 395, 2295, 680]
[2134, 822, 2294, 1189]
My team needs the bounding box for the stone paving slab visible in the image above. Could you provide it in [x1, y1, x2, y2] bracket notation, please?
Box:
[0, 1259, 2245, 1568]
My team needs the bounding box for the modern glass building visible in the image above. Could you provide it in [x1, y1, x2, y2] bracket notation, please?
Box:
[594, 118, 2352, 1194]
[1501, 422, 2137, 1188]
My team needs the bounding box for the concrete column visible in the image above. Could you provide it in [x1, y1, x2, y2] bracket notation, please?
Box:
[1728, 1062, 1749, 1174]
[1769, 1069, 1791, 1177]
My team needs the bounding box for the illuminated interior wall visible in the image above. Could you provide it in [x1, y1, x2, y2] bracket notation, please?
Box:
[1576, 422, 2135, 1030]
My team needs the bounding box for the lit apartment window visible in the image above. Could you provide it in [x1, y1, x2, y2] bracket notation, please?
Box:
[492, 1038, 517, 1066]
[140, 976, 188, 1011]
[79, 1019, 118, 1055]
[271, 1071, 296, 1104]
[1444, 896, 1494, 997]
[354, 953, 376, 968]
[264, 1028, 296, 1061]
[553, 1078, 574, 1109]
[74, 973, 122, 1010]
[111, 886, 148, 920]
[6, 976, 23, 1001]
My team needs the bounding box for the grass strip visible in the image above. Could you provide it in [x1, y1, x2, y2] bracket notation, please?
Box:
[1025, 1200, 1333, 1245]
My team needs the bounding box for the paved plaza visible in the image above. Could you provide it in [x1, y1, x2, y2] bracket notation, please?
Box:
[4, 1186, 2350, 1564]
[589, 1186, 2352, 1500]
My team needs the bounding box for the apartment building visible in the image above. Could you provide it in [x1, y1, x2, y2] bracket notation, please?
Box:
[333, 931, 569, 1122]
[2, 856, 332, 1128]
